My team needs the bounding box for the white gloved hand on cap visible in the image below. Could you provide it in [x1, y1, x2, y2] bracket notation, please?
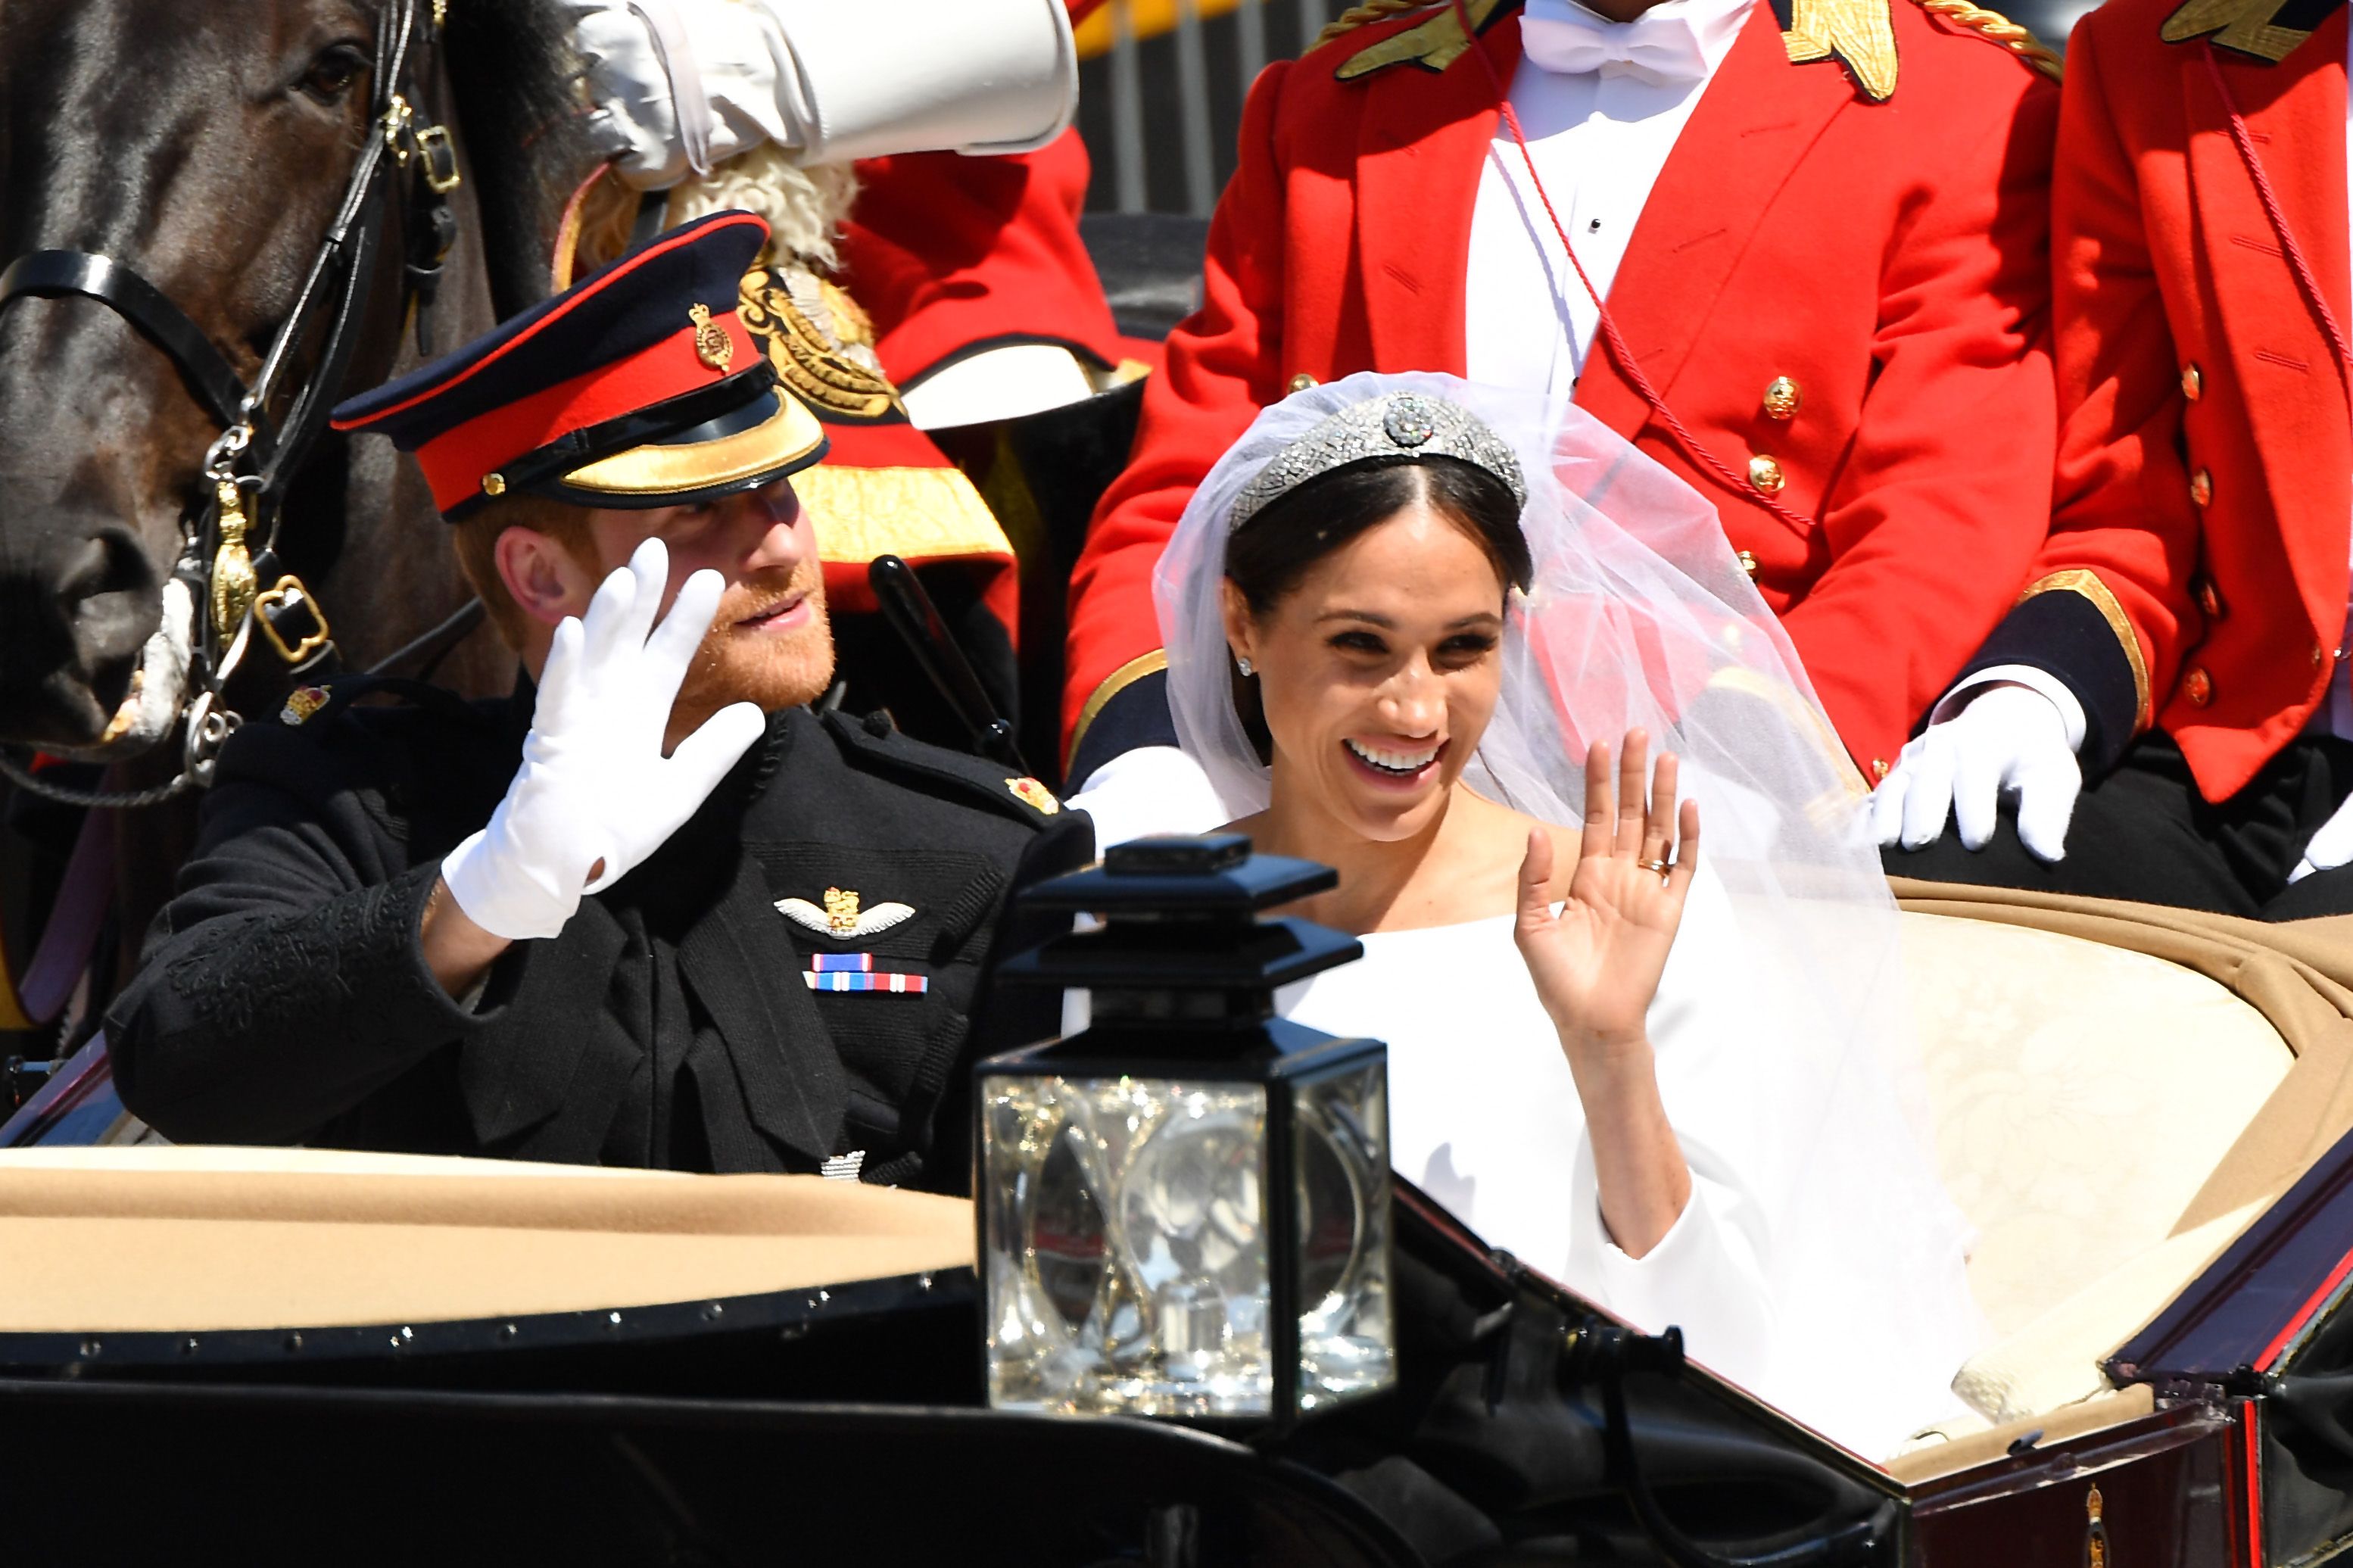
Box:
[2290, 793, 2353, 883]
[1871, 684, 2083, 863]
[441, 538, 767, 940]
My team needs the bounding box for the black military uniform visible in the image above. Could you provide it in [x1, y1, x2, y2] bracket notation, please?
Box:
[107, 681, 1088, 1186]
[106, 210, 1094, 1186]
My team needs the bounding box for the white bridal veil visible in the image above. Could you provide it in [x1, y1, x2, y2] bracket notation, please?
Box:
[1155, 371, 1980, 1455]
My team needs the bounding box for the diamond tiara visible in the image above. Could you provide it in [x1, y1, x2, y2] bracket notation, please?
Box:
[1227, 391, 1529, 532]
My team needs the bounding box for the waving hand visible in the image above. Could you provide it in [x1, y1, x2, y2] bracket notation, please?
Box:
[1514, 731, 1700, 1058]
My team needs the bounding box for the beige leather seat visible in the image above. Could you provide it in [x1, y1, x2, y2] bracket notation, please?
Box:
[1899, 909, 2292, 1429]
[0, 1147, 974, 1332]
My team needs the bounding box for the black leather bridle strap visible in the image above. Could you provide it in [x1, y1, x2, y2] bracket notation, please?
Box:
[0, 250, 251, 429]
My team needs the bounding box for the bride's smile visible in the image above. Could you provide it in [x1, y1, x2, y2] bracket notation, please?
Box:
[1341, 734, 1445, 784]
[1223, 500, 1509, 846]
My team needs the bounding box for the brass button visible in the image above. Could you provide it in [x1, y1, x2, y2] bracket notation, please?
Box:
[2181, 666, 2213, 707]
[1871, 758, 1890, 782]
[2182, 363, 2203, 402]
[481, 472, 506, 497]
[2195, 576, 2224, 619]
[1762, 376, 1802, 421]
[2189, 469, 2213, 507]
[1735, 550, 1759, 577]
[1747, 454, 1787, 495]
[1286, 373, 1319, 394]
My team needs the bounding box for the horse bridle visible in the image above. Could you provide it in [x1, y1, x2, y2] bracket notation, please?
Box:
[0, 0, 464, 809]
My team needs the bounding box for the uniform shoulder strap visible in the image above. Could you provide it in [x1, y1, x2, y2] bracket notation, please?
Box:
[1318, 0, 1444, 46]
[1907, 0, 2065, 80]
[1325, 0, 1513, 79]
[822, 709, 1066, 831]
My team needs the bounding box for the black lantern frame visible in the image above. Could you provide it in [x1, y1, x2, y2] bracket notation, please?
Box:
[977, 834, 1395, 1431]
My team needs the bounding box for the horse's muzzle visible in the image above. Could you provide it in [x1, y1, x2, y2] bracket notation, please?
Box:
[0, 521, 164, 748]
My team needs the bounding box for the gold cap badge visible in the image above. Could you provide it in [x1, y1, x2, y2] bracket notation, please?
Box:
[1007, 778, 1061, 815]
[688, 302, 734, 373]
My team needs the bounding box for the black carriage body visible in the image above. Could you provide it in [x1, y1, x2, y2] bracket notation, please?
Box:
[0, 1147, 2345, 1567]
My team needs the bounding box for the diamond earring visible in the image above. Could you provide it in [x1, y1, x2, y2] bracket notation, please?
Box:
[1236, 656, 1255, 678]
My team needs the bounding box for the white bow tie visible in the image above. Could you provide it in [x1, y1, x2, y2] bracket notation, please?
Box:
[1519, 0, 1711, 86]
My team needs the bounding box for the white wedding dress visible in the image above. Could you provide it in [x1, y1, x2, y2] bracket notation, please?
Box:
[1077, 370, 1983, 1459]
[1273, 866, 1775, 1392]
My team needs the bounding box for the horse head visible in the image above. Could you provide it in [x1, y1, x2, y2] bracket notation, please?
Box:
[0, 0, 594, 758]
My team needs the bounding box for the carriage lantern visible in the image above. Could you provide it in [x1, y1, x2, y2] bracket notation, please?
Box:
[977, 834, 1396, 1428]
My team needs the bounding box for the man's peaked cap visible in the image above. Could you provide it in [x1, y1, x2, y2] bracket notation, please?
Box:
[332, 210, 825, 520]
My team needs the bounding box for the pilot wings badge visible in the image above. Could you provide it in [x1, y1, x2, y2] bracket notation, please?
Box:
[774, 887, 917, 940]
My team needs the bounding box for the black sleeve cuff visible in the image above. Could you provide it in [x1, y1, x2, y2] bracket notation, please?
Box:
[107, 861, 507, 1142]
[1958, 588, 2143, 778]
[1066, 668, 1177, 790]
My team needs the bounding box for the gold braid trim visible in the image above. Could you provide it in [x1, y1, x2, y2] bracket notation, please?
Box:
[2161, 0, 2317, 65]
[1911, 0, 2065, 81]
[1069, 650, 1170, 766]
[1329, 0, 1508, 76]
[2020, 570, 2152, 733]
[1316, 0, 1438, 48]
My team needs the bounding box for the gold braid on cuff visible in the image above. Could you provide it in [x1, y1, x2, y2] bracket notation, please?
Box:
[2017, 569, 2154, 734]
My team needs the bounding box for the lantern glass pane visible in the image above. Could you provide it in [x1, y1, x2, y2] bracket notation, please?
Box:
[983, 1074, 1275, 1417]
[1294, 1058, 1395, 1411]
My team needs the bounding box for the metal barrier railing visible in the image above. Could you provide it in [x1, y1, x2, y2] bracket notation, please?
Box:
[1080, 0, 1343, 215]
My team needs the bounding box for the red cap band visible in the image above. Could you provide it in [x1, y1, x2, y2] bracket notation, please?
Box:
[412, 311, 757, 513]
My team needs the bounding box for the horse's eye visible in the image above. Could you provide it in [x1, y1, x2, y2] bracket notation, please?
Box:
[300, 45, 369, 104]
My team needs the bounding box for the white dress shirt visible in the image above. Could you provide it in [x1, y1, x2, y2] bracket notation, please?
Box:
[1463, 0, 1759, 394]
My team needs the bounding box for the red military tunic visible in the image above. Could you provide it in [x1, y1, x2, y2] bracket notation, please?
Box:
[793, 129, 1133, 637]
[838, 126, 1133, 394]
[1965, 0, 2353, 802]
[1061, 0, 2061, 778]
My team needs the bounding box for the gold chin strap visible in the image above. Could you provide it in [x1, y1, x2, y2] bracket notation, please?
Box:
[1914, 0, 2066, 80]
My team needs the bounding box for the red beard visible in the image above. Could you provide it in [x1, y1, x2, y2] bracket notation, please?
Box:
[669, 556, 835, 735]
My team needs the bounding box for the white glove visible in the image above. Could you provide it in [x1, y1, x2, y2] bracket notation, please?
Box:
[2290, 795, 2353, 882]
[441, 539, 767, 940]
[567, 0, 1074, 188]
[1871, 684, 2083, 862]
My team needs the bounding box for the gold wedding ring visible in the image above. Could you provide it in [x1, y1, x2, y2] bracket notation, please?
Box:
[1637, 858, 1673, 881]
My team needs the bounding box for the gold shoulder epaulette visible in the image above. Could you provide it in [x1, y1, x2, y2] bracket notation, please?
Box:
[2160, 0, 2316, 63]
[1327, 0, 1508, 79]
[1783, 0, 1902, 100]
[1317, 0, 1437, 48]
[1910, 0, 2066, 82]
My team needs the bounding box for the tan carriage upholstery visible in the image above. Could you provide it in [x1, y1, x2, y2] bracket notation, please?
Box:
[0, 1146, 974, 1331]
[1890, 881, 2353, 1445]
[1900, 911, 2291, 1340]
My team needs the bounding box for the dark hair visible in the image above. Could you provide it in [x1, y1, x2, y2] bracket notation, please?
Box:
[1225, 455, 1531, 614]
[1224, 454, 1529, 761]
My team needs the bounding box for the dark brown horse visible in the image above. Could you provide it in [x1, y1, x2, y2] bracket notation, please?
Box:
[0, 0, 607, 1024]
